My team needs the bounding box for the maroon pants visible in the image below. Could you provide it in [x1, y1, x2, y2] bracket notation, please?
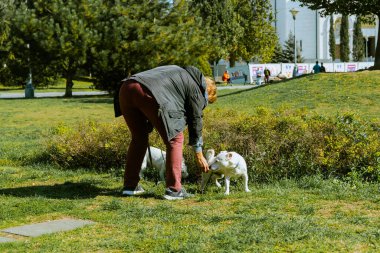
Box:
[119, 81, 184, 191]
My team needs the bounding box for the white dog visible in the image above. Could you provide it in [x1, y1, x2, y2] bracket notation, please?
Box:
[140, 146, 188, 181]
[202, 149, 250, 195]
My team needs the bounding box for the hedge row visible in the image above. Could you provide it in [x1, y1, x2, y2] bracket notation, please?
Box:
[41, 108, 380, 182]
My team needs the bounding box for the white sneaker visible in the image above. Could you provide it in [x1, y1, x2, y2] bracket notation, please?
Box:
[122, 185, 145, 196]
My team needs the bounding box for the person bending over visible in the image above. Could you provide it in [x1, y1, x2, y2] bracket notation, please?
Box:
[115, 65, 217, 200]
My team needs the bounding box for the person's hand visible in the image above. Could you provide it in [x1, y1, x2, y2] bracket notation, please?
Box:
[195, 151, 209, 173]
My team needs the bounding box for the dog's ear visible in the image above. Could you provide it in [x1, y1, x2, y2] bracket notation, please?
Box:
[226, 152, 233, 160]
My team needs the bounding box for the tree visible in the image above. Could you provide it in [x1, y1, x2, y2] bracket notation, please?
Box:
[0, 0, 13, 48]
[191, 0, 278, 67]
[281, 31, 304, 63]
[293, 0, 380, 69]
[237, 0, 278, 64]
[1, 0, 48, 87]
[11, 0, 101, 96]
[329, 15, 336, 61]
[8, 0, 214, 92]
[189, 0, 230, 63]
[271, 41, 285, 63]
[2, 0, 63, 87]
[90, 0, 213, 92]
[340, 15, 350, 62]
[353, 17, 365, 62]
[0, 0, 13, 80]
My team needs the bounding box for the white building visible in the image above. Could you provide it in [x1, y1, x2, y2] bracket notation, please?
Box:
[271, 0, 378, 63]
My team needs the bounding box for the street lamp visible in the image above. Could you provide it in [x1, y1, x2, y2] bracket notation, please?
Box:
[24, 0, 34, 98]
[290, 8, 299, 77]
[25, 43, 34, 98]
[364, 37, 368, 62]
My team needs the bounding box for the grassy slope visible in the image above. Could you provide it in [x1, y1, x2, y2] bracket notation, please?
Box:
[0, 71, 380, 252]
[214, 71, 380, 123]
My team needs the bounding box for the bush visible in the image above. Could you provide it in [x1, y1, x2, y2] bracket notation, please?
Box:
[42, 121, 130, 170]
[41, 109, 380, 182]
[203, 109, 380, 182]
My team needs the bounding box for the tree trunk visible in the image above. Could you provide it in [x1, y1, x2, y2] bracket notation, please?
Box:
[229, 52, 236, 68]
[374, 16, 380, 70]
[64, 75, 74, 97]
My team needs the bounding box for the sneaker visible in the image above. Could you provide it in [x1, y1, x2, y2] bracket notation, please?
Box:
[163, 188, 194, 200]
[122, 185, 145, 196]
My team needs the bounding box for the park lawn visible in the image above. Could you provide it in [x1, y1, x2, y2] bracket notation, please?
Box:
[0, 165, 380, 252]
[0, 71, 380, 251]
[216, 70, 380, 124]
[0, 95, 117, 164]
[1, 71, 379, 164]
[0, 78, 97, 93]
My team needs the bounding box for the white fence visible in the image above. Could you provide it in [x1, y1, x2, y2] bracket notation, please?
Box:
[226, 62, 374, 84]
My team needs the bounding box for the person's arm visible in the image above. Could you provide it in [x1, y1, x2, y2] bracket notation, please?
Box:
[195, 150, 209, 173]
[185, 86, 209, 173]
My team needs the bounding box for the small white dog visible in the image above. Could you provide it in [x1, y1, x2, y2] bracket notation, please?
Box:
[202, 149, 250, 195]
[140, 146, 188, 181]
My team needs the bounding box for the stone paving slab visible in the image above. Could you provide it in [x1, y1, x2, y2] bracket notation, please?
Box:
[0, 236, 17, 243]
[1, 218, 95, 237]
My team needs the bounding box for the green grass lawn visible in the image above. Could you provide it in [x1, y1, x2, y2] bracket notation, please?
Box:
[0, 95, 116, 164]
[1, 166, 379, 252]
[217, 71, 380, 123]
[0, 71, 380, 252]
[0, 78, 97, 93]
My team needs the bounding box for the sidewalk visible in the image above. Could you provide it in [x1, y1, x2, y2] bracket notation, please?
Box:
[0, 85, 257, 99]
[217, 84, 255, 90]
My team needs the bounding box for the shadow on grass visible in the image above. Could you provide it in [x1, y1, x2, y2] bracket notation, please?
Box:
[0, 87, 24, 91]
[38, 87, 94, 90]
[0, 181, 164, 199]
[67, 96, 114, 104]
[0, 181, 121, 199]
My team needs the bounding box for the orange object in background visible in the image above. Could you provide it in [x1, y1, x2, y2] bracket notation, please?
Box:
[222, 71, 230, 82]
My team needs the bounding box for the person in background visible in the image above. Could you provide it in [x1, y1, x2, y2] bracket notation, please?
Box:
[292, 65, 298, 77]
[222, 70, 231, 84]
[115, 65, 217, 200]
[243, 72, 248, 85]
[256, 68, 263, 85]
[312, 61, 321, 74]
[264, 67, 271, 84]
[320, 62, 326, 73]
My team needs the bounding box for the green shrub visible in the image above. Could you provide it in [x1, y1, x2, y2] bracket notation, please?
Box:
[42, 121, 131, 170]
[203, 109, 380, 182]
[41, 109, 380, 182]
